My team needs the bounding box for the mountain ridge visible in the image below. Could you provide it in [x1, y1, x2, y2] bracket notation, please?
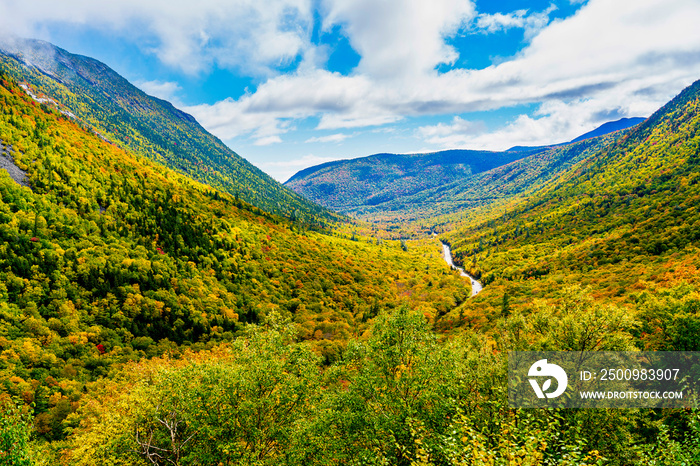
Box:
[569, 117, 646, 143]
[0, 37, 334, 223]
[443, 77, 700, 322]
[284, 118, 644, 219]
[284, 149, 542, 209]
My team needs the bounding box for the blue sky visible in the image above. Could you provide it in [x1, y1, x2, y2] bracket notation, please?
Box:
[2, 0, 700, 181]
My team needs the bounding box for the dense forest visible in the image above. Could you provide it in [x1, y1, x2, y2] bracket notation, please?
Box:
[1, 40, 700, 465]
[284, 120, 642, 223]
[0, 70, 474, 463]
[443, 79, 700, 331]
[0, 38, 332, 223]
[285, 148, 533, 214]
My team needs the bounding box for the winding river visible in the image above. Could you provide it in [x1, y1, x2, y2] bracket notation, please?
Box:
[441, 242, 483, 297]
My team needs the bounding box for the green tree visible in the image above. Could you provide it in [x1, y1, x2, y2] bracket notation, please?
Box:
[69, 316, 322, 466]
[0, 400, 32, 466]
[315, 307, 477, 465]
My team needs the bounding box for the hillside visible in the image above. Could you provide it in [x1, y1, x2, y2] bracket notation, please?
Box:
[443, 78, 700, 329]
[2, 57, 700, 466]
[358, 134, 621, 224]
[285, 149, 538, 212]
[0, 38, 332, 223]
[569, 117, 646, 143]
[285, 119, 643, 221]
[0, 71, 470, 446]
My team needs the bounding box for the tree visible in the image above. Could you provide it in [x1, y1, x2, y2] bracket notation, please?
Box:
[68, 315, 323, 466]
[0, 399, 33, 466]
[315, 307, 476, 465]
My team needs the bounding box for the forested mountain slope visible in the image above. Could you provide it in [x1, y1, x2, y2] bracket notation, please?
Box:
[360, 133, 620, 224]
[0, 38, 332, 223]
[286, 121, 643, 221]
[444, 78, 700, 326]
[2, 59, 699, 466]
[0, 72, 469, 444]
[285, 149, 538, 212]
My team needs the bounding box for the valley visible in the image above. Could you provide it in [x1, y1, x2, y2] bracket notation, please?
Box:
[285, 118, 642, 222]
[0, 37, 699, 466]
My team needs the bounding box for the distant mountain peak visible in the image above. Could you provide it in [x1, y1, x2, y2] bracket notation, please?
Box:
[285, 116, 649, 220]
[569, 117, 646, 143]
[505, 117, 646, 152]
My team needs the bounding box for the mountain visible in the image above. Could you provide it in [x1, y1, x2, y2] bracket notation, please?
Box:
[569, 117, 646, 143]
[363, 133, 621, 223]
[0, 37, 332, 223]
[0, 70, 471, 444]
[285, 119, 644, 220]
[3, 42, 700, 465]
[444, 78, 700, 326]
[285, 149, 539, 214]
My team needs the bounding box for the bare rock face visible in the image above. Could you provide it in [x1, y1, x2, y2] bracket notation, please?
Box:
[0, 140, 30, 188]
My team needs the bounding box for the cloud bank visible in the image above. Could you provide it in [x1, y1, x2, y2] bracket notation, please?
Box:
[0, 0, 315, 76]
[187, 0, 700, 148]
[3, 0, 700, 153]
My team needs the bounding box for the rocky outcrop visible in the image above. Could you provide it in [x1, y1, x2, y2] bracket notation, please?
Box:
[0, 140, 30, 188]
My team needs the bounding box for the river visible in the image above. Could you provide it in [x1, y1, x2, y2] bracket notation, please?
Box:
[441, 242, 483, 297]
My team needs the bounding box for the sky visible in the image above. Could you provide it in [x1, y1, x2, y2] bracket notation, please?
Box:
[2, 1, 700, 182]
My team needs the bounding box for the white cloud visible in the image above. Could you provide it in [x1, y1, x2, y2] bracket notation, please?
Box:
[474, 4, 557, 39]
[135, 80, 183, 102]
[420, 93, 659, 151]
[305, 133, 351, 143]
[3, 0, 700, 154]
[191, 0, 700, 148]
[321, 0, 476, 78]
[418, 117, 483, 137]
[259, 154, 344, 182]
[403, 0, 700, 149]
[264, 154, 342, 168]
[253, 135, 283, 146]
[0, 0, 315, 75]
[184, 69, 375, 144]
[416, 117, 487, 147]
[317, 112, 402, 130]
[475, 10, 529, 33]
